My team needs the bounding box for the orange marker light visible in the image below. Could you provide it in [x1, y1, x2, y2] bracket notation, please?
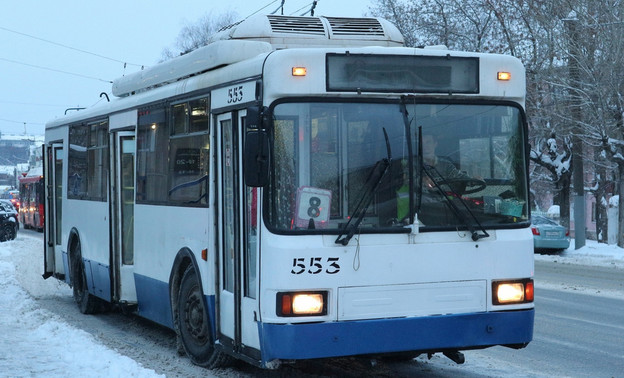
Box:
[497, 71, 511, 81]
[525, 280, 534, 302]
[281, 294, 292, 315]
[292, 67, 307, 76]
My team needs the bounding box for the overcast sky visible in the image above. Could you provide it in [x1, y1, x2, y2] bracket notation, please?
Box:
[0, 0, 373, 137]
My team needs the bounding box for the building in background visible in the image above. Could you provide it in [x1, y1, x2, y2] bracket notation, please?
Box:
[0, 134, 44, 191]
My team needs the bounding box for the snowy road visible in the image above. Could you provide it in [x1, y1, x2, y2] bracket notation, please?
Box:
[464, 262, 624, 378]
[2, 232, 623, 377]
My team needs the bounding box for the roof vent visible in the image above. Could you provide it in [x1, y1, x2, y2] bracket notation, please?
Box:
[209, 14, 404, 48]
[267, 15, 326, 35]
[326, 17, 386, 36]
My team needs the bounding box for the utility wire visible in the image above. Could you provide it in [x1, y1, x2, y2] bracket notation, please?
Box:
[0, 117, 44, 125]
[0, 25, 144, 68]
[292, 2, 316, 16]
[0, 100, 69, 108]
[0, 57, 113, 83]
[247, 0, 280, 18]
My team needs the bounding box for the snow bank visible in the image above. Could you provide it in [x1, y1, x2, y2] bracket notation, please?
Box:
[0, 235, 163, 378]
[534, 239, 624, 268]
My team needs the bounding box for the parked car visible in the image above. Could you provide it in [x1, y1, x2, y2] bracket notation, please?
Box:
[1, 190, 20, 211]
[531, 215, 570, 252]
[0, 199, 18, 241]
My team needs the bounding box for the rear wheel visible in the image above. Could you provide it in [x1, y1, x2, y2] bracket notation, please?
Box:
[70, 238, 99, 314]
[177, 265, 232, 368]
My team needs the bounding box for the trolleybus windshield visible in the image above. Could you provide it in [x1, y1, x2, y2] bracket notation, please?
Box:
[267, 101, 528, 234]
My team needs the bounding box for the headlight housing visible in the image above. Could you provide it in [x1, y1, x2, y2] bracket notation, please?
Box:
[276, 291, 327, 317]
[492, 279, 534, 305]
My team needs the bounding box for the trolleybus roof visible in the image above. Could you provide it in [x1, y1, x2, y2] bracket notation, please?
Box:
[112, 15, 404, 98]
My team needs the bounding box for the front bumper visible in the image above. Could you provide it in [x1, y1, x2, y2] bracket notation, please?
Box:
[258, 309, 534, 365]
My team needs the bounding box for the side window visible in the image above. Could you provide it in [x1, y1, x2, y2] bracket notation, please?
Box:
[68, 124, 88, 198]
[168, 97, 210, 206]
[68, 120, 109, 200]
[136, 98, 210, 206]
[136, 106, 168, 203]
[87, 120, 109, 200]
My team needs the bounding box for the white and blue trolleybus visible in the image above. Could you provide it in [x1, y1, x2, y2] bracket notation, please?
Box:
[43, 15, 534, 369]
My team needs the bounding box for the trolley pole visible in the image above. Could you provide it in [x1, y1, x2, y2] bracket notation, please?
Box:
[564, 13, 586, 249]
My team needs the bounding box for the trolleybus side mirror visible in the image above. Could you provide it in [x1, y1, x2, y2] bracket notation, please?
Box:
[244, 130, 270, 187]
[246, 105, 263, 129]
[244, 106, 270, 187]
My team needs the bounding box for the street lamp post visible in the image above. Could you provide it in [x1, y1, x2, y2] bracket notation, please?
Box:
[564, 12, 586, 249]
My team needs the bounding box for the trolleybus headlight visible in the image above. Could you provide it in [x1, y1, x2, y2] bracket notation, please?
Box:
[492, 279, 534, 305]
[277, 291, 327, 317]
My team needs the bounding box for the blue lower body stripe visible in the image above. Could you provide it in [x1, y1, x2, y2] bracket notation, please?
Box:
[258, 310, 534, 363]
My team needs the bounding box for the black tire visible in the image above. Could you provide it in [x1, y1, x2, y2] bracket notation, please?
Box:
[177, 265, 232, 368]
[70, 238, 99, 314]
[0, 223, 15, 241]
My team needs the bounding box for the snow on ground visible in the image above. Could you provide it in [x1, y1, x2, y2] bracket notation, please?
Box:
[534, 238, 624, 299]
[0, 234, 163, 378]
[0, 233, 622, 377]
[534, 238, 624, 268]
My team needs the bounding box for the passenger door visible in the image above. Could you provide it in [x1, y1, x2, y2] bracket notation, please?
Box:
[215, 110, 260, 357]
[43, 143, 63, 279]
[110, 131, 137, 303]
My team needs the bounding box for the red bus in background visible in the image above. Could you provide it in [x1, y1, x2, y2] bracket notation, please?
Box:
[19, 166, 44, 231]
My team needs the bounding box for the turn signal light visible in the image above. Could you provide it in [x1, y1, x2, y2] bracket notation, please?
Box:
[525, 280, 534, 302]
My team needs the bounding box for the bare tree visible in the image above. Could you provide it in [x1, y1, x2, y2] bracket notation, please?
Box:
[370, 0, 624, 245]
[530, 133, 573, 229]
[559, 1, 624, 246]
[161, 11, 239, 60]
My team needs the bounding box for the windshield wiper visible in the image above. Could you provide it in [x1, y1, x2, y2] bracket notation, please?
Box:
[335, 128, 392, 246]
[421, 164, 489, 241]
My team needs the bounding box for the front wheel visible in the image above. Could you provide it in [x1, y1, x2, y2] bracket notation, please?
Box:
[177, 265, 232, 368]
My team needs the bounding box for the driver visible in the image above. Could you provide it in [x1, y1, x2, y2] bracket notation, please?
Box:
[396, 133, 481, 222]
[422, 133, 469, 185]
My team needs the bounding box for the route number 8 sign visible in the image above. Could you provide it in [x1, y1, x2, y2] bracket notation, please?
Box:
[295, 186, 332, 228]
